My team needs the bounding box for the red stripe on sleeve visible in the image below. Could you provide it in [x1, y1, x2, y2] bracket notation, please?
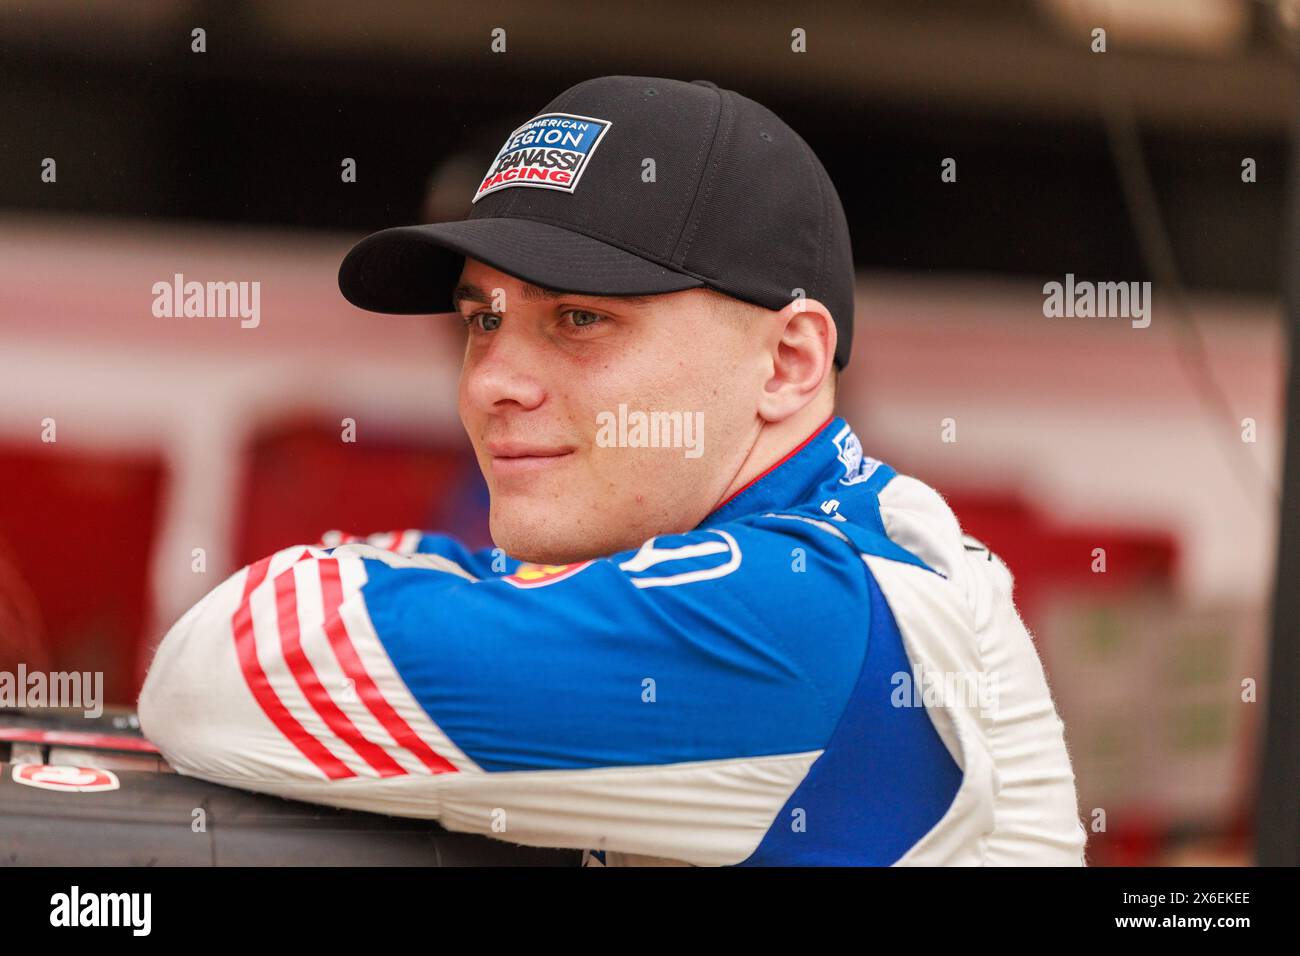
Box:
[273, 563, 408, 778]
[317, 557, 459, 774]
[231, 554, 356, 780]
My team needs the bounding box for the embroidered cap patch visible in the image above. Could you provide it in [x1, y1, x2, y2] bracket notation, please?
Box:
[473, 112, 613, 203]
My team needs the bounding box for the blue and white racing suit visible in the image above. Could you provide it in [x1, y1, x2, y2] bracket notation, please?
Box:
[138, 417, 1087, 865]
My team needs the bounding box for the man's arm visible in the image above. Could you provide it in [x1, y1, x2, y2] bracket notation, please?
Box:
[137, 518, 870, 866]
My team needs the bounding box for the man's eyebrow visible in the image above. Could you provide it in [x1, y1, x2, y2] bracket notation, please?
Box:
[451, 282, 490, 307]
[451, 281, 654, 308]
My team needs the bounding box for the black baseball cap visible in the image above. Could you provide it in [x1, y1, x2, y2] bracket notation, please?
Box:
[338, 75, 855, 368]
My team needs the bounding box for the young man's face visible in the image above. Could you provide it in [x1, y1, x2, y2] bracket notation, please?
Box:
[455, 257, 768, 564]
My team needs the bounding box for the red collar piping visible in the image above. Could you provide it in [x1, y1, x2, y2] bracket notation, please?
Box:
[711, 415, 836, 514]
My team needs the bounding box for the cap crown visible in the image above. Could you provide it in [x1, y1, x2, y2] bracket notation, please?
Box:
[470, 76, 855, 367]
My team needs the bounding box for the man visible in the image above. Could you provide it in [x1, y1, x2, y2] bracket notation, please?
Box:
[139, 76, 1087, 866]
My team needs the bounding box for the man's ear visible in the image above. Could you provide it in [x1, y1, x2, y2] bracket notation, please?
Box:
[756, 297, 837, 424]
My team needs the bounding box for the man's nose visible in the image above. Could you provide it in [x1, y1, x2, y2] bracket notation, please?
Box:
[462, 320, 547, 412]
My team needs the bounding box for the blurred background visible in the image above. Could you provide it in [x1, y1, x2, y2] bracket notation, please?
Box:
[0, 0, 1294, 866]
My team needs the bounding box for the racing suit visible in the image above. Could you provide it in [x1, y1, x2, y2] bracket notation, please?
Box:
[138, 417, 1088, 866]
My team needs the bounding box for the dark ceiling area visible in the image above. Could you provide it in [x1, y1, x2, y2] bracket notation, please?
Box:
[1, 0, 1294, 295]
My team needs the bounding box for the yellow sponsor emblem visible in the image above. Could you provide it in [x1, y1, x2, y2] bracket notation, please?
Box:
[504, 560, 593, 589]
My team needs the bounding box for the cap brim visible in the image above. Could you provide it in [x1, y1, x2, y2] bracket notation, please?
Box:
[338, 218, 705, 314]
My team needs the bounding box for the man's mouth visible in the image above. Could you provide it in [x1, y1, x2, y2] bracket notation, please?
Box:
[485, 441, 575, 476]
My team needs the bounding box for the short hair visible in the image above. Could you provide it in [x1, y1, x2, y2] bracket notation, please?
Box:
[707, 289, 838, 394]
[704, 287, 754, 323]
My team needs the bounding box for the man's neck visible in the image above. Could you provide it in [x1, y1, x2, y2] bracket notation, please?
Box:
[712, 394, 837, 513]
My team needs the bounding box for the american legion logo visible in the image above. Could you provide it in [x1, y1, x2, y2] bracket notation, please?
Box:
[474, 112, 613, 203]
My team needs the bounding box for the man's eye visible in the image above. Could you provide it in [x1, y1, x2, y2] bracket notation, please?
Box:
[465, 313, 502, 332]
[563, 309, 605, 329]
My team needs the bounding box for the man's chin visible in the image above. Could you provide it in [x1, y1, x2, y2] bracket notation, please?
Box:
[497, 540, 602, 566]
[489, 511, 603, 566]
[488, 498, 700, 564]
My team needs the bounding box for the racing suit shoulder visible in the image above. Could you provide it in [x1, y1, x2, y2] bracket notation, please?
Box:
[702, 420, 1084, 865]
[843, 469, 1088, 865]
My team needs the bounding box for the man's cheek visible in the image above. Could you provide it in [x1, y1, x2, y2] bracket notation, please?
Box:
[571, 445, 616, 509]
